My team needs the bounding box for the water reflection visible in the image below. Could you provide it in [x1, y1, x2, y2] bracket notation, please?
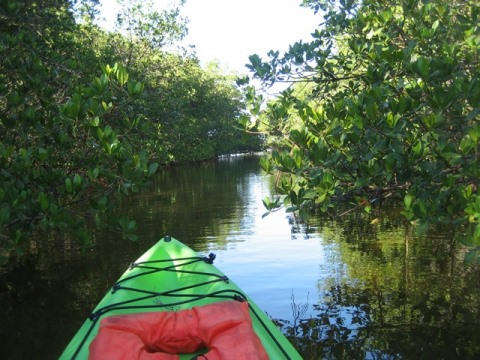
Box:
[123, 155, 264, 249]
[281, 212, 480, 359]
[1, 154, 479, 359]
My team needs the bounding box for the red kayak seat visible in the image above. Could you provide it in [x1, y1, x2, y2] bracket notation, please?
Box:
[89, 300, 269, 360]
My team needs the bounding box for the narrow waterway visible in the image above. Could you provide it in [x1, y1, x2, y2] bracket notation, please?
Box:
[1, 154, 479, 359]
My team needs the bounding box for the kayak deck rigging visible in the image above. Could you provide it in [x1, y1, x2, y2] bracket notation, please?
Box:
[69, 240, 295, 360]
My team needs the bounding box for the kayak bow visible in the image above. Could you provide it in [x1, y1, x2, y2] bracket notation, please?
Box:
[60, 236, 302, 359]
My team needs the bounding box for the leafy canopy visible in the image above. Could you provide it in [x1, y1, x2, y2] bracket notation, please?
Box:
[242, 0, 480, 259]
[0, 0, 261, 264]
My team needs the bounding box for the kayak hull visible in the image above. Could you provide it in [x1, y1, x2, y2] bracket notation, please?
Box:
[60, 236, 302, 359]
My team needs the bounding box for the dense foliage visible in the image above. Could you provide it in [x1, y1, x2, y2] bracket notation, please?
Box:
[243, 0, 480, 259]
[0, 0, 262, 263]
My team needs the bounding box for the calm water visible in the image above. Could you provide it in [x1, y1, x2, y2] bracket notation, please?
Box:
[1, 154, 479, 359]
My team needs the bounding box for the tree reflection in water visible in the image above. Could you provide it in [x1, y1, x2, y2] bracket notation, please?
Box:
[2, 155, 479, 360]
[276, 212, 480, 359]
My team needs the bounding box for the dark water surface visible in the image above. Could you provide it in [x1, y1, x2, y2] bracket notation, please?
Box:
[1, 154, 479, 359]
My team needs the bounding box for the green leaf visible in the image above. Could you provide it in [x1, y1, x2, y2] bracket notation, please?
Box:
[115, 63, 129, 85]
[464, 248, 480, 264]
[0, 206, 11, 225]
[134, 82, 143, 93]
[422, 113, 440, 129]
[127, 233, 139, 241]
[262, 197, 271, 209]
[38, 192, 49, 211]
[417, 219, 430, 235]
[354, 177, 370, 188]
[103, 63, 113, 75]
[93, 77, 104, 92]
[468, 124, 480, 143]
[97, 195, 108, 212]
[302, 190, 316, 200]
[314, 192, 326, 204]
[147, 163, 159, 176]
[415, 57, 430, 77]
[38, 148, 48, 161]
[65, 178, 73, 193]
[290, 129, 306, 146]
[73, 174, 82, 187]
[459, 135, 474, 154]
[127, 219, 136, 231]
[462, 184, 473, 199]
[404, 194, 413, 209]
[75, 228, 91, 246]
[412, 140, 423, 157]
[417, 199, 428, 216]
[262, 196, 280, 211]
[259, 157, 273, 173]
[352, 114, 364, 129]
[127, 81, 144, 95]
[90, 167, 100, 179]
[365, 102, 378, 120]
[238, 115, 250, 129]
[442, 152, 462, 164]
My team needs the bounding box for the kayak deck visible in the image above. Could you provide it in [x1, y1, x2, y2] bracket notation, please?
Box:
[60, 236, 302, 359]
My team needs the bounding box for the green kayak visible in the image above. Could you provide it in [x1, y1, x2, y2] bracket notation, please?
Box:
[60, 236, 302, 359]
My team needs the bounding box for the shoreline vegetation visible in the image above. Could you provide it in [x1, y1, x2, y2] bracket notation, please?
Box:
[0, 0, 264, 264]
[1, 0, 479, 265]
